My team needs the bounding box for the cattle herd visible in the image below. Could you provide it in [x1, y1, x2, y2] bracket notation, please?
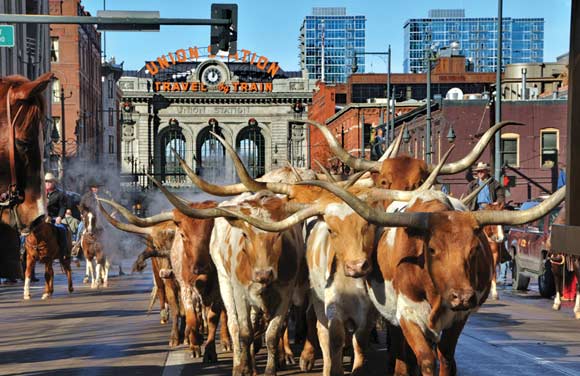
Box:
[91, 120, 563, 376]
[0, 75, 566, 376]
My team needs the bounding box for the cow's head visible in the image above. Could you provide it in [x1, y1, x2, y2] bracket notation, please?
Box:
[322, 202, 376, 278]
[374, 156, 429, 190]
[172, 201, 216, 278]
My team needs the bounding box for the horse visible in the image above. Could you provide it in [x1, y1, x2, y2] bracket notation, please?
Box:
[23, 220, 73, 299]
[0, 73, 53, 280]
[481, 202, 508, 300]
[548, 208, 580, 318]
[80, 210, 109, 288]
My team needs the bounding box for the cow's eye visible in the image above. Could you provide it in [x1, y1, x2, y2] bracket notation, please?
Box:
[428, 247, 436, 255]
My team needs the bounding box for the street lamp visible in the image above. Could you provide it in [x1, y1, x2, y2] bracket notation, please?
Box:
[425, 44, 439, 164]
[402, 125, 411, 144]
[447, 125, 456, 143]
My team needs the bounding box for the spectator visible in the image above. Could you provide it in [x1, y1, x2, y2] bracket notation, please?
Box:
[61, 209, 80, 242]
[465, 162, 505, 211]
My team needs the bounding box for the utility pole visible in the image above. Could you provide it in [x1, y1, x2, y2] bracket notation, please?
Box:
[58, 85, 72, 190]
[425, 49, 433, 164]
[495, 0, 503, 180]
[387, 44, 391, 142]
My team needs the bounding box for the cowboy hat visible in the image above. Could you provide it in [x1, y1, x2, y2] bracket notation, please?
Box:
[473, 162, 491, 172]
[44, 172, 58, 182]
[87, 177, 102, 187]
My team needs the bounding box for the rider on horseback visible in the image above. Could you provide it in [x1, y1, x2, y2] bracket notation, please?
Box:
[45, 172, 70, 261]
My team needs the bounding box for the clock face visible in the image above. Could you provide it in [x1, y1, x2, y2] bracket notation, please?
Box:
[202, 66, 223, 86]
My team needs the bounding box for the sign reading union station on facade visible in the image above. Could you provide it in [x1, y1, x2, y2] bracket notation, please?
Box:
[146, 46, 280, 93]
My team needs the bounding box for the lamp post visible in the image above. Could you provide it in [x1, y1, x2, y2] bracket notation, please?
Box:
[495, 0, 504, 181]
[424, 47, 438, 164]
[447, 124, 456, 143]
[56, 85, 72, 190]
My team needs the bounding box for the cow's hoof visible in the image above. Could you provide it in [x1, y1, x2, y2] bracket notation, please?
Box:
[68, 287, 74, 294]
[41, 293, 51, 300]
[103, 281, 108, 288]
[221, 339, 232, 352]
[491, 291, 499, 300]
[203, 348, 218, 363]
[23, 295, 31, 300]
[83, 276, 89, 284]
[190, 345, 202, 358]
[553, 303, 561, 311]
[575, 311, 580, 320]
[232, 365, 254, 376]
[351, 367, 366, 376]
[300, 351, 314, 372]
[283, 352, 295, 366]
[169, 337, 179, 348]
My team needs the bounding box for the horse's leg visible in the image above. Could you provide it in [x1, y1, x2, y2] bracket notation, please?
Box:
[84, 255, 91, 284]
[62, 257, 73, 294]
[103, 257, 110, 287]
[552, 260, 563, 310]
[490, 242, 500, 300]
[574, 259, 580, 319]
[42, 262, 54, 300]
[88, 258, 97, 289]
[23, 254, 35, 300]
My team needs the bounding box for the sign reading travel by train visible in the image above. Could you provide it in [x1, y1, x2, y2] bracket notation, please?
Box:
[153, 81, 273, 93]
[145, 45, 281, 78]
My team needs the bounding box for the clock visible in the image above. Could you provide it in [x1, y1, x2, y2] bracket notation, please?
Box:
[202, 66, 224, 86]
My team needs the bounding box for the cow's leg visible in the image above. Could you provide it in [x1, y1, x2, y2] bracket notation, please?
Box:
[219, 309, 232, 352]
[388, 324, 414, 376]
[574, 263, 580, 319]
[265, 301, 291, 375]
[351, 311, 375, 376]
[327, 316, 346, 376]
[232, 287, 253, 376]
[42, 262, 54, 300]
[183, 287, 202, 356]
[281, 326, 295, 365]
[217, 272, 241, 371]
[203, 303, 220, 363]
[316, 320, 333, 376]
[299, 305, 319, 372]
[23, 255, 35, 300]
[552, 261, 563, 310]
[437, 317, 467, 376]
[399, 318, 435, 376]
[165, 279, 180, 346]
[151, 259, 169, 324]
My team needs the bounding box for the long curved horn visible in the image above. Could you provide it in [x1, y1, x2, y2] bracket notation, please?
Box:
[218, 205, 323, 232]
[146, 173, 232, 220]
[429, 121, 523, 174]
[461, 178, 492, 206]
[307, 120, 379, 172]
[209, 131, 293, 196]
[380, 123, 406, 161]
[300, 144, 455, 202]
[314, 160, 337, 183]
[473, 186, 565, 226]
[342, 168, 373, 189]
[97, 197, 173, 227]
[98, 200, 152, 235]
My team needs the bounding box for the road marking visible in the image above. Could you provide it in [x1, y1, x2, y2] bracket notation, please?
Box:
[162, 349, 189, 376]
[503, 347, 580, 376]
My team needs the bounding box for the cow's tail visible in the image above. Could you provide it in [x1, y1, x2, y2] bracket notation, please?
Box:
[147, 284, 158, 315]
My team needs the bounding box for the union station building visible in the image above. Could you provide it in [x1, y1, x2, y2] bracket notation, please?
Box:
[118, 49, 316, 190]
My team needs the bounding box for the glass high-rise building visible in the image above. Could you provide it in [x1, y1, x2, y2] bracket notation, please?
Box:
[404, 9, 544, 73]
[300, 7, 366, 83]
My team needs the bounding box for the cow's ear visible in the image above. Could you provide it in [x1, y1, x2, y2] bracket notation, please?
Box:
[11, 72, 54, 103]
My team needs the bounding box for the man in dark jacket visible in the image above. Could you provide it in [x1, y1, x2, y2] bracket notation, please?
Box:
[466, 162, 505, 210]
[79, 178, 100, 216]
[45, 172, 67, 224]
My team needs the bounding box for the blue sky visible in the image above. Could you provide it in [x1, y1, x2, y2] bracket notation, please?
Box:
[83, 0, 571, 72]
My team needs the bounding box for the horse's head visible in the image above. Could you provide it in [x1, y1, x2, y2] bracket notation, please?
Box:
[0, 73, 53, 230]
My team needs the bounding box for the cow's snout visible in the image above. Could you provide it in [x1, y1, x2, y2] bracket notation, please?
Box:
[344, 259, 372, 278]
[448, 288, 476, 311]
[253, 268, 274, 285]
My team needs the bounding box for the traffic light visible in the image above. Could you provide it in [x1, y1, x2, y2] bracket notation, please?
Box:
[210, 4, 238, 55]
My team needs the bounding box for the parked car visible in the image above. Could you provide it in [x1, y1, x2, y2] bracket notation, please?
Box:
[506, 198, 563, 298]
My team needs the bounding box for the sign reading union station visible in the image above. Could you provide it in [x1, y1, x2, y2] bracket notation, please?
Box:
[146, 45, 279, 93]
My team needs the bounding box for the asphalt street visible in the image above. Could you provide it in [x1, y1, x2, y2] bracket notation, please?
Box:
[1, 261, 580, 376]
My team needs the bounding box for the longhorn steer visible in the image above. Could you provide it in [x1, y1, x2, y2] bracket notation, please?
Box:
[305, 182, 565, 376]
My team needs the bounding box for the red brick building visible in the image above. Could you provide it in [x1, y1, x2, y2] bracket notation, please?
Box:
[396, 99, 567, 204]
[49, 0, 101, 184]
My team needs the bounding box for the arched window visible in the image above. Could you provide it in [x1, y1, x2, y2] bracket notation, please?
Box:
[196, 125, 226, 184]
[237, 123, 265, 179]
[158, 126, 186, 184]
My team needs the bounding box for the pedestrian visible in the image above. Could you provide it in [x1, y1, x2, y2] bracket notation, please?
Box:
[465, 162, 505, 211]
[61, 209, 80, 242]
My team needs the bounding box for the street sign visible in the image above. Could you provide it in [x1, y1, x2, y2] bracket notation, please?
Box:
[0, 25, 14, 47]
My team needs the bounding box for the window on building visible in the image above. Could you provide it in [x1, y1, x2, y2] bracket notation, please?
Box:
[52, 117, 61, 140]
[541, 129, 559, 168]
[109, 107, 114, 127]
[52, 79, 60, 103]
[501, 133, 519, 167]
[108, 80, 114, 99]
[108, 135, 115, 154]
[50, 37, 59, 63]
